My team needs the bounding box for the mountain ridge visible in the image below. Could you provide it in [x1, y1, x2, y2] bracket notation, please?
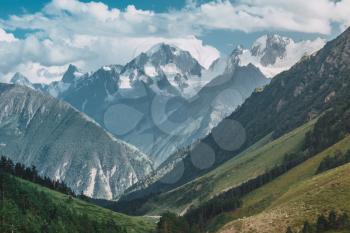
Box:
[11, 42, 270, 166]
[117, 27, 350, 214]
[0, 83, 153, 199]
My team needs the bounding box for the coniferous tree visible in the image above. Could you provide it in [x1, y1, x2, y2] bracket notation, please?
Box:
[316, 214, 328, 232]
[286, 226, 294, 233]
[337, 213, 349, 229]
[301, 221, 313, 233]
[328, 210, 337, 229]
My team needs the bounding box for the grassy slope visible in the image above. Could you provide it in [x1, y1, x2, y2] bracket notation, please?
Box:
[143, 119, 316, 215]
[217, 135, 350, 233]
[16, 178, 155, 233]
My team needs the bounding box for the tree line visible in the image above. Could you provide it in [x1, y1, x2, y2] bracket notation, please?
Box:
[0, 156, 77, 197]
[156, 122, 350, 233]
[286, 211, 350, 233]
[316, 149, 350, 174]
[304, 95, 350, 157]
[0, 172, 128, 233]
[155, 150, 313, 232]
[155, 47, 350, 233]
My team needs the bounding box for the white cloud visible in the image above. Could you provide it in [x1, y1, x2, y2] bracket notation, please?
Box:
[0, 28, 17, 42]
[2, 62, 68, 84]
[0, 0, 220, 83]
[0, 0, 349, 83]
[173, 0, 350, 34]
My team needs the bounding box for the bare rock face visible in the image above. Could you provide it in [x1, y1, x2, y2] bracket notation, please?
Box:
[0, 84, 153, 200]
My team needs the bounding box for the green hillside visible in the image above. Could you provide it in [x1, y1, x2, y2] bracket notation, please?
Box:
[216, 136, 350, 233]
[141, 119, 316, 215]
[0, 173, 155, 233]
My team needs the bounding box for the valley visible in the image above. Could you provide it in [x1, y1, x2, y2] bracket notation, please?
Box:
[1, 2, 350, 232]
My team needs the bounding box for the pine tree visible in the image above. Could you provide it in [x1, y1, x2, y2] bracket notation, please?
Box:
[301, 221, 313, 233]
[328, 210, 337, 229]
[336, 213, 349, 229]
[316, 214, 328, 232]
[286, 226, 293, 233]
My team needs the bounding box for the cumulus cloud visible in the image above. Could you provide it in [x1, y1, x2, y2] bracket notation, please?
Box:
[0, 0, 349, 83]
[0, 28, 17, 42]
[172, 0, 350, 34]
[0, 0, 220, 83]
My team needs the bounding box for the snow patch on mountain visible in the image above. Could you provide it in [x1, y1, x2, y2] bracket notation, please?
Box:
[85, 168, 97, 197]
[144, 65, 158, 77]
[237, 35, 325, 77]
[102, 66, 112, 71]
[119, 75, 132, 89]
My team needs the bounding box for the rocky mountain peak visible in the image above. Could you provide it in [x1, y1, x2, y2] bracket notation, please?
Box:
[136, 43, 203, 76]
[62, 64, 83, 83]
[146, 43, 182, 57]
[10, 72, 32, 86]
[119, 43, 205, 98]
[251, 34, 292, 66]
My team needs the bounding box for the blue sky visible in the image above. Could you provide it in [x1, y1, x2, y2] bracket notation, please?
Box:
[0, 0, 183, 14]
[0, 0, 340, 50]
[0, 0, 349, 83]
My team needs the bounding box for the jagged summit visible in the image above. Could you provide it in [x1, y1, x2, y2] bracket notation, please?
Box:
[251, 34, 291, 66]
[62, 64, 83, 83]
[235, 33, 325, 77]
[146, 43, 182, 56]
[10, 72, 33, 88]
[128, 43, 203, 77]
[120, 43, 204, 98]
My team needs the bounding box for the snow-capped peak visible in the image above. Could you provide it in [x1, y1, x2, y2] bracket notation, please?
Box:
[143, 43, 202, 73]
[251, 34, 291, 56]
[250, 34, 292, 66]
[235, 34, 325, 78]
[146, 43, 182, 57]
[120, 43, 205, 98]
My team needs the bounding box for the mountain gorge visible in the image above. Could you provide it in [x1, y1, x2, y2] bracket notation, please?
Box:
[3, 28, 343, 233]
[3, 1, 350, 233]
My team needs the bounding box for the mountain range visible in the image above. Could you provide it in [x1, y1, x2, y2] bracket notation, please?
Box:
[9, 34, 322, 168]
[115, 27, 350, 219]
[2, 17, 350, 233]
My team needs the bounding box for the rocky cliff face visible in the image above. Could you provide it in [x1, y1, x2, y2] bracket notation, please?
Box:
[0, 84, 153, 199]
